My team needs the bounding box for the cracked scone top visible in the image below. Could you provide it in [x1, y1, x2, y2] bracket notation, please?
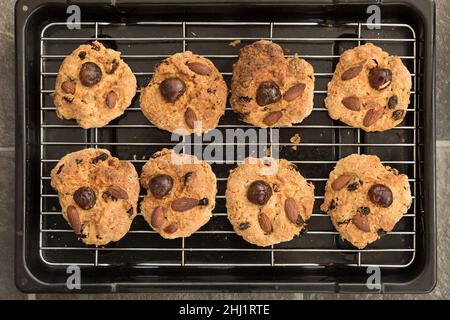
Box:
[321, 154, 412, 249]
[140, 149, 217, 239]
[325, 43, 412, 132]
[140, 51, 228, 135]
[226, 157, 315, 247]
[230, 40, 315, 128]
[50, 148, 140, 246]
[53, 41, 137, 129]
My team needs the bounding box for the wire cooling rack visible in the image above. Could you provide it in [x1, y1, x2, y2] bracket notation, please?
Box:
[38, 21, 420, 268]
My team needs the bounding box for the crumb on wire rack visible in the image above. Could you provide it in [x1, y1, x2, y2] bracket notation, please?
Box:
[290, 133, 302, 150]
[229, 39, 241, 47]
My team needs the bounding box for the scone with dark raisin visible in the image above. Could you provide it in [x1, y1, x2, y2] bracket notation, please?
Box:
[325, 43, 412, 131]
[321, 154, 412, 249]
[226, 157, 315, 247]
[140, 51, 227, 135]
[140, 148, 217, 239]
[230, 40, 315, 128]
[54, 41, 137, 128]
[50, 148, 139, 245]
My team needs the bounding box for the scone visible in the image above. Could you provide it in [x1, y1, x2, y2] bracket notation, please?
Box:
[50, 148, 140, 245]
[226, 157, 315, 247]
[140, 51, 228, 135]
[320, 154, 412, 249]
[230, 40, 315, 128]
[140, 149, 217, 239]
[53, 41, 137, 128]
[325, 43, 412, 132]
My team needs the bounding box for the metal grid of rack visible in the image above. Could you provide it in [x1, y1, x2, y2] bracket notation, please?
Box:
[37, 21, 419, 268]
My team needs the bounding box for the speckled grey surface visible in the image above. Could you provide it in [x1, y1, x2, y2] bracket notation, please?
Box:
[0, 152, 25, 300]
[34, 293, 304, 300]
[1, 0, 449, 300]
[0, 0, 14, 147]
[436, 0, 450, 140]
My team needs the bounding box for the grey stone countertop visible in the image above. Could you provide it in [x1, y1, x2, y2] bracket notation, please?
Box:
[1, 0, 449, 300]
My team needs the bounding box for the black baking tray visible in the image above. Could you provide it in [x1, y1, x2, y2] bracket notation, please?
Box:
[15, 0, 436, 293]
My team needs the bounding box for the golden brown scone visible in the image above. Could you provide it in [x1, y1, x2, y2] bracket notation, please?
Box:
[226, 157, 315, 247]
[230, 40, 315, 128]
[50, 148, 140, 246]
[140, 51, 227, 135]
[54, 41, 137, 129]
[320, 154, 412, 249]
[140, 149, 217, 239]
[325, 43, 412, 132]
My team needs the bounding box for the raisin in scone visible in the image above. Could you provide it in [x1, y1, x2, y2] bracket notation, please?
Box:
[230, 40, 315, 128]
[53, 41, 137, 129]
[226, 157, 315, 247]
[50, 148, 139, 245]
[140, 149, 217, 239]
[325, 43, 412, 132]
[140, 51, 227, 135]
[320, 154, 412, 249]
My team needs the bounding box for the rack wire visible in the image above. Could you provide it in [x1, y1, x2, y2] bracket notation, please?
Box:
[38, 21, 420, 268]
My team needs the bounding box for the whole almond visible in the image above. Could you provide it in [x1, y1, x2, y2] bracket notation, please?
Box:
[341, 63, 364, 80]
[258, 212, 273, 234]
[164, 223, 178, 234]
[171, 197, 199, 212]
[332, 174, 352, 191]
[184, 107, 197, 129]
[283, 83, 306, 101]
[151, 206, 165, 228]
[187, 62, 212, 76]
[363, 108, 384, 127]
[61, 81, 76, 94]
[352, 214, 370, 232]
[67, 205, 81, 234]
[342, 96, 361, 111]
[107, 185, 128, 200]
[263, 111, 282, 126]
[106, 90, 118, 108]
[284, 197, 299, 224]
